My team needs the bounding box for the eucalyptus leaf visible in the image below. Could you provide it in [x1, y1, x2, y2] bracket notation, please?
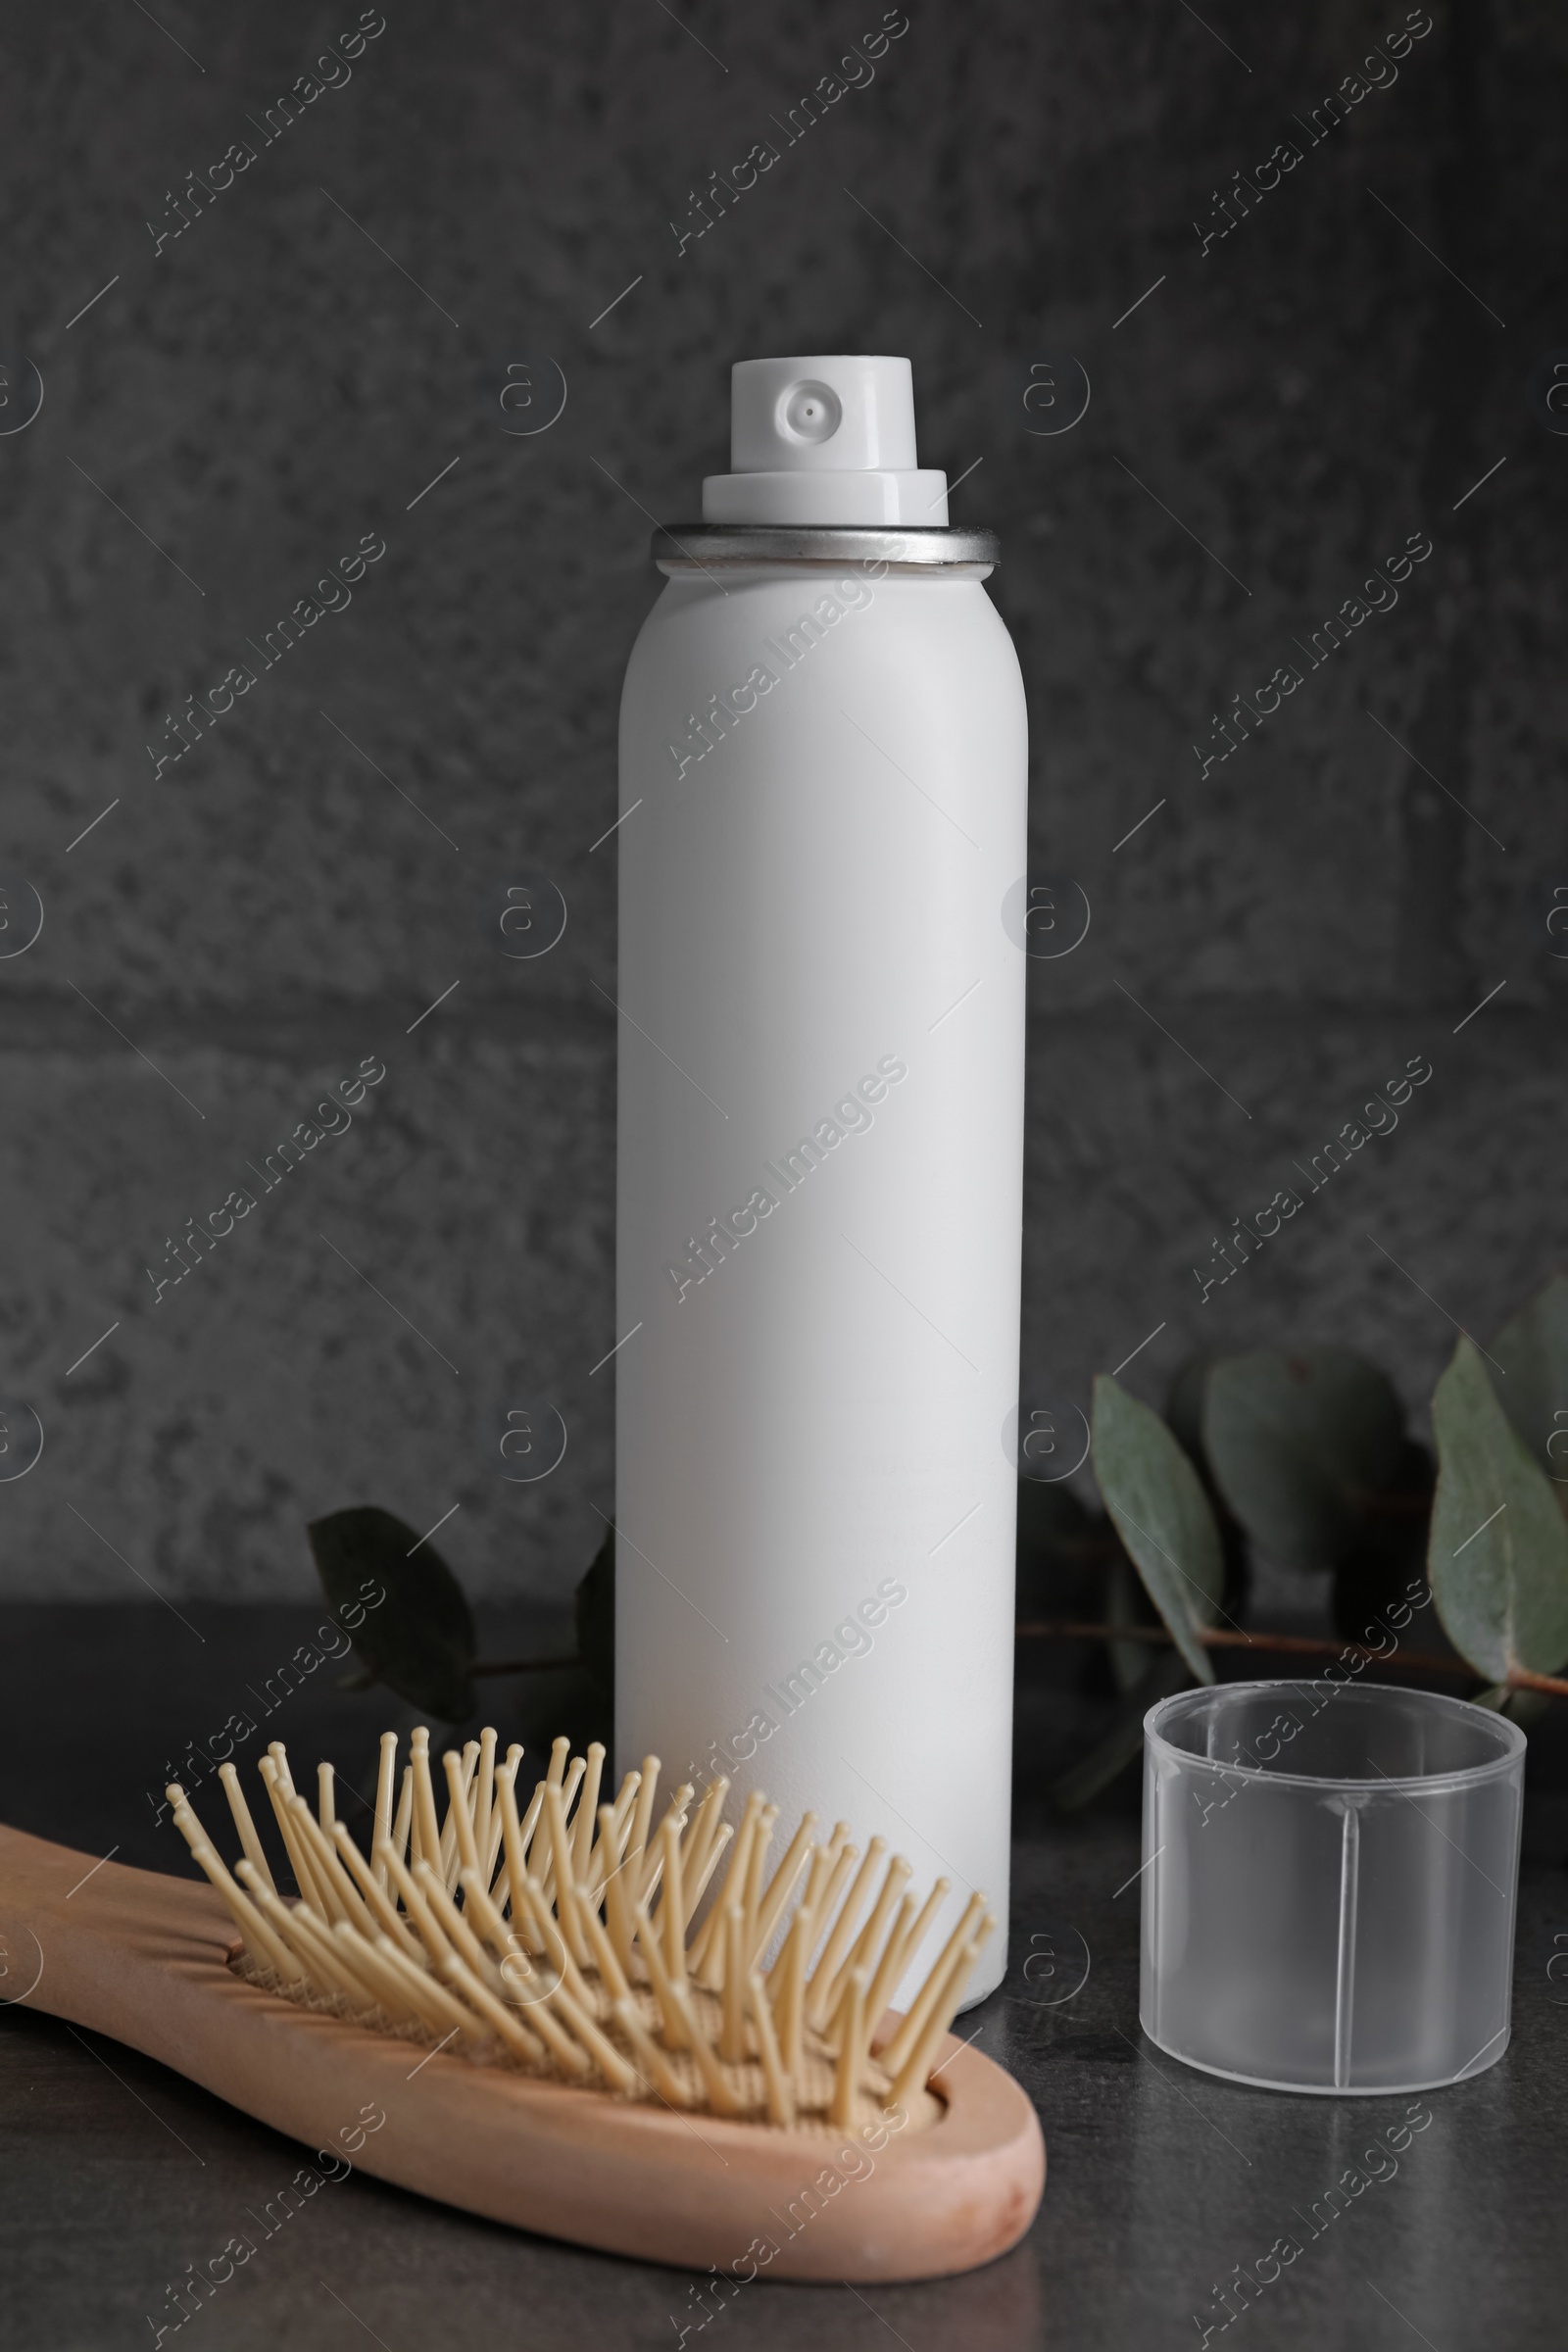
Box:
[1201, 1347, 1408, 1572]
[1428, 1338, 1568, 1682]
[1474, 1684, 1553, 1727]
[1472, 1680, 1553, 1728]
[1105, 1546, 1158, 1695]
[308, 1506, 476, 1721]
[1504, 1687, 1553, 1727]
[1091, 1374, 1223, 1684]
[1163, 1354, 1255, 1633]
[1490, 1270, 1568, 1491]
[1050, 1645, 1191, 1810]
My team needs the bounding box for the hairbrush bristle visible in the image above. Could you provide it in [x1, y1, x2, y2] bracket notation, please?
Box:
[165, 1729, 993, 2134]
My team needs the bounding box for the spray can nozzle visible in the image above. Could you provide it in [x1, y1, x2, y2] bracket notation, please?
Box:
[704, 354, 949, 526]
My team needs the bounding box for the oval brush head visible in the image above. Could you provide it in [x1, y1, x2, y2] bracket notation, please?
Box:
[0, 1725, 1044, 2279]
[170, 1725, 995, 2137]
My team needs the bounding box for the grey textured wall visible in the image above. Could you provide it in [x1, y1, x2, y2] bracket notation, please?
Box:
[2, 0, 1563, 1601]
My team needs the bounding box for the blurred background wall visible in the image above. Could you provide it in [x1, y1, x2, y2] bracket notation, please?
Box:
[1, 0, 1563, 1602]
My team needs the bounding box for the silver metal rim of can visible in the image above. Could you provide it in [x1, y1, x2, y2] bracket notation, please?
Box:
[650, 523, 1001, 568]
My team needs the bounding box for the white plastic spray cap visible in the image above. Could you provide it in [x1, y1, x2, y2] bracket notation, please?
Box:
[702, 355, 950, 526]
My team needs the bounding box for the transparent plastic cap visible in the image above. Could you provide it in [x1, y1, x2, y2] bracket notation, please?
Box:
[702, 355, 949, 525]
[1140, 1682, 1525, 2094]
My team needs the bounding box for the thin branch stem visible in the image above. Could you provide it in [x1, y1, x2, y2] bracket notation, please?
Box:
[1015, 1619, 1568, 1699]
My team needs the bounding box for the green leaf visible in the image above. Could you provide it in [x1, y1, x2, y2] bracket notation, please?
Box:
[574, 1525, 614, 1720]
[1428, 1338, 1568, 1682]
[307, 1506, 476, 1721]
[1104, 1545, 1158, 1695]
[1050, 1646, 1191, 1810]
[1091, 1374, 1223, 1684]
[1489, 1270, 1568, 1489]
[1201, 1347, 1408, 1572]
[1474, 1682, 1553, 1727]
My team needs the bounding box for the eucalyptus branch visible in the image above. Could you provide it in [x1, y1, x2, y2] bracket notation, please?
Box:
[1016, 1618, 1568, 1699]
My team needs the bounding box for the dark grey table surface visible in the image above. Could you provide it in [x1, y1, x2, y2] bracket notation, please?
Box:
[2, 1604, 1564, 2352]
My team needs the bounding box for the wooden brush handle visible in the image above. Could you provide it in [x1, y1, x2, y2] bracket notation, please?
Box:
[0, 1824, 1044, 2281]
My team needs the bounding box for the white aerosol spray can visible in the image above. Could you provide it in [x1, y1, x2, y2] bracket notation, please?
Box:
[615, 356, 1027, 2004]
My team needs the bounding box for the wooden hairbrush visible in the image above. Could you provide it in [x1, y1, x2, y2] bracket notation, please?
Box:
[0, 1725, 1043, 2280]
